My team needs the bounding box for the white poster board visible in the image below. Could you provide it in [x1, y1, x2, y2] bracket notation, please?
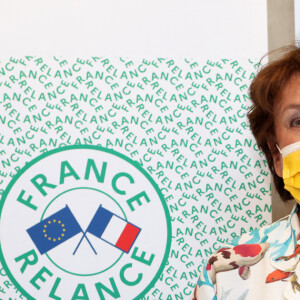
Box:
[0, 1, 268, 299]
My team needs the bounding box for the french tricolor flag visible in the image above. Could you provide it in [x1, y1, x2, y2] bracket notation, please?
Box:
[86, 205, 141, 253]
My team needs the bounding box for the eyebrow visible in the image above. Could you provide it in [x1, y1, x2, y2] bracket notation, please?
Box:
[281, 104, 300, 115]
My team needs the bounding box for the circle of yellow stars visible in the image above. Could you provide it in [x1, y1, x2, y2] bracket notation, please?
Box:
[43, 219, 66, 242]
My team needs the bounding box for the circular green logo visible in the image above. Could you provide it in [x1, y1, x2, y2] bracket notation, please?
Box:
[0, 145, 171, 299]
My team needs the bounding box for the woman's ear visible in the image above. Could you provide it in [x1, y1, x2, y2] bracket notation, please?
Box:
[267, 139, 283, 178]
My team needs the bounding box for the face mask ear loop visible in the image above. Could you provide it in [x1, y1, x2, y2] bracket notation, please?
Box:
[276, 144, 282, 155]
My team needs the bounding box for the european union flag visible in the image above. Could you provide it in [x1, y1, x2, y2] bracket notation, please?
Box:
[27, 206, 82, 255]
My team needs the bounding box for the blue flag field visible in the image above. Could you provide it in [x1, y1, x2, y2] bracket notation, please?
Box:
[27, 206, 82, 255]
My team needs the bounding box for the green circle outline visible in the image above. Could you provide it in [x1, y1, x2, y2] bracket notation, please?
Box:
[42, 187, 126, 276]
[0, 145, 172, 300]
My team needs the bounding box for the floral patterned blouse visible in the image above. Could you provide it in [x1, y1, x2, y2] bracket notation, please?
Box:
[192, 203, 300, 300]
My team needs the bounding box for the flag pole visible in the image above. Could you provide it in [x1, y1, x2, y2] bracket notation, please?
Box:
[73, 230, 97, 255]
[65, 205, 97, 255]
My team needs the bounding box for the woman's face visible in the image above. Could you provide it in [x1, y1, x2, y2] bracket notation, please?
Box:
[272, 74, 300, 177]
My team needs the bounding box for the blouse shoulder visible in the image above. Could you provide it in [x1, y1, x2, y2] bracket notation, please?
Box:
[192, 217, 289, 299]
[229, 217, 288, 246]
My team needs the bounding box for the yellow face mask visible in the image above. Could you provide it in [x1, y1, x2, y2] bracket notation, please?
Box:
[278, 141, 300, 202]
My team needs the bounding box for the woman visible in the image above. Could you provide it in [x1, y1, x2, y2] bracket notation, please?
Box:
[192, 46, 300, 300]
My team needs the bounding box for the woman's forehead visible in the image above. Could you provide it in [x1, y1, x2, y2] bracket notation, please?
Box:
[274, 74, 300, 115]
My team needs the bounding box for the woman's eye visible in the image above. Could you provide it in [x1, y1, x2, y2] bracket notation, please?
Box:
[290, 118, 300, 127]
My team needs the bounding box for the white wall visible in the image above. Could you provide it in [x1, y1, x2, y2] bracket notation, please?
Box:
[0, 0, 267, 57]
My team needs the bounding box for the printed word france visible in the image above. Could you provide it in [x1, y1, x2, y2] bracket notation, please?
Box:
[17, 158, 148, 212]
